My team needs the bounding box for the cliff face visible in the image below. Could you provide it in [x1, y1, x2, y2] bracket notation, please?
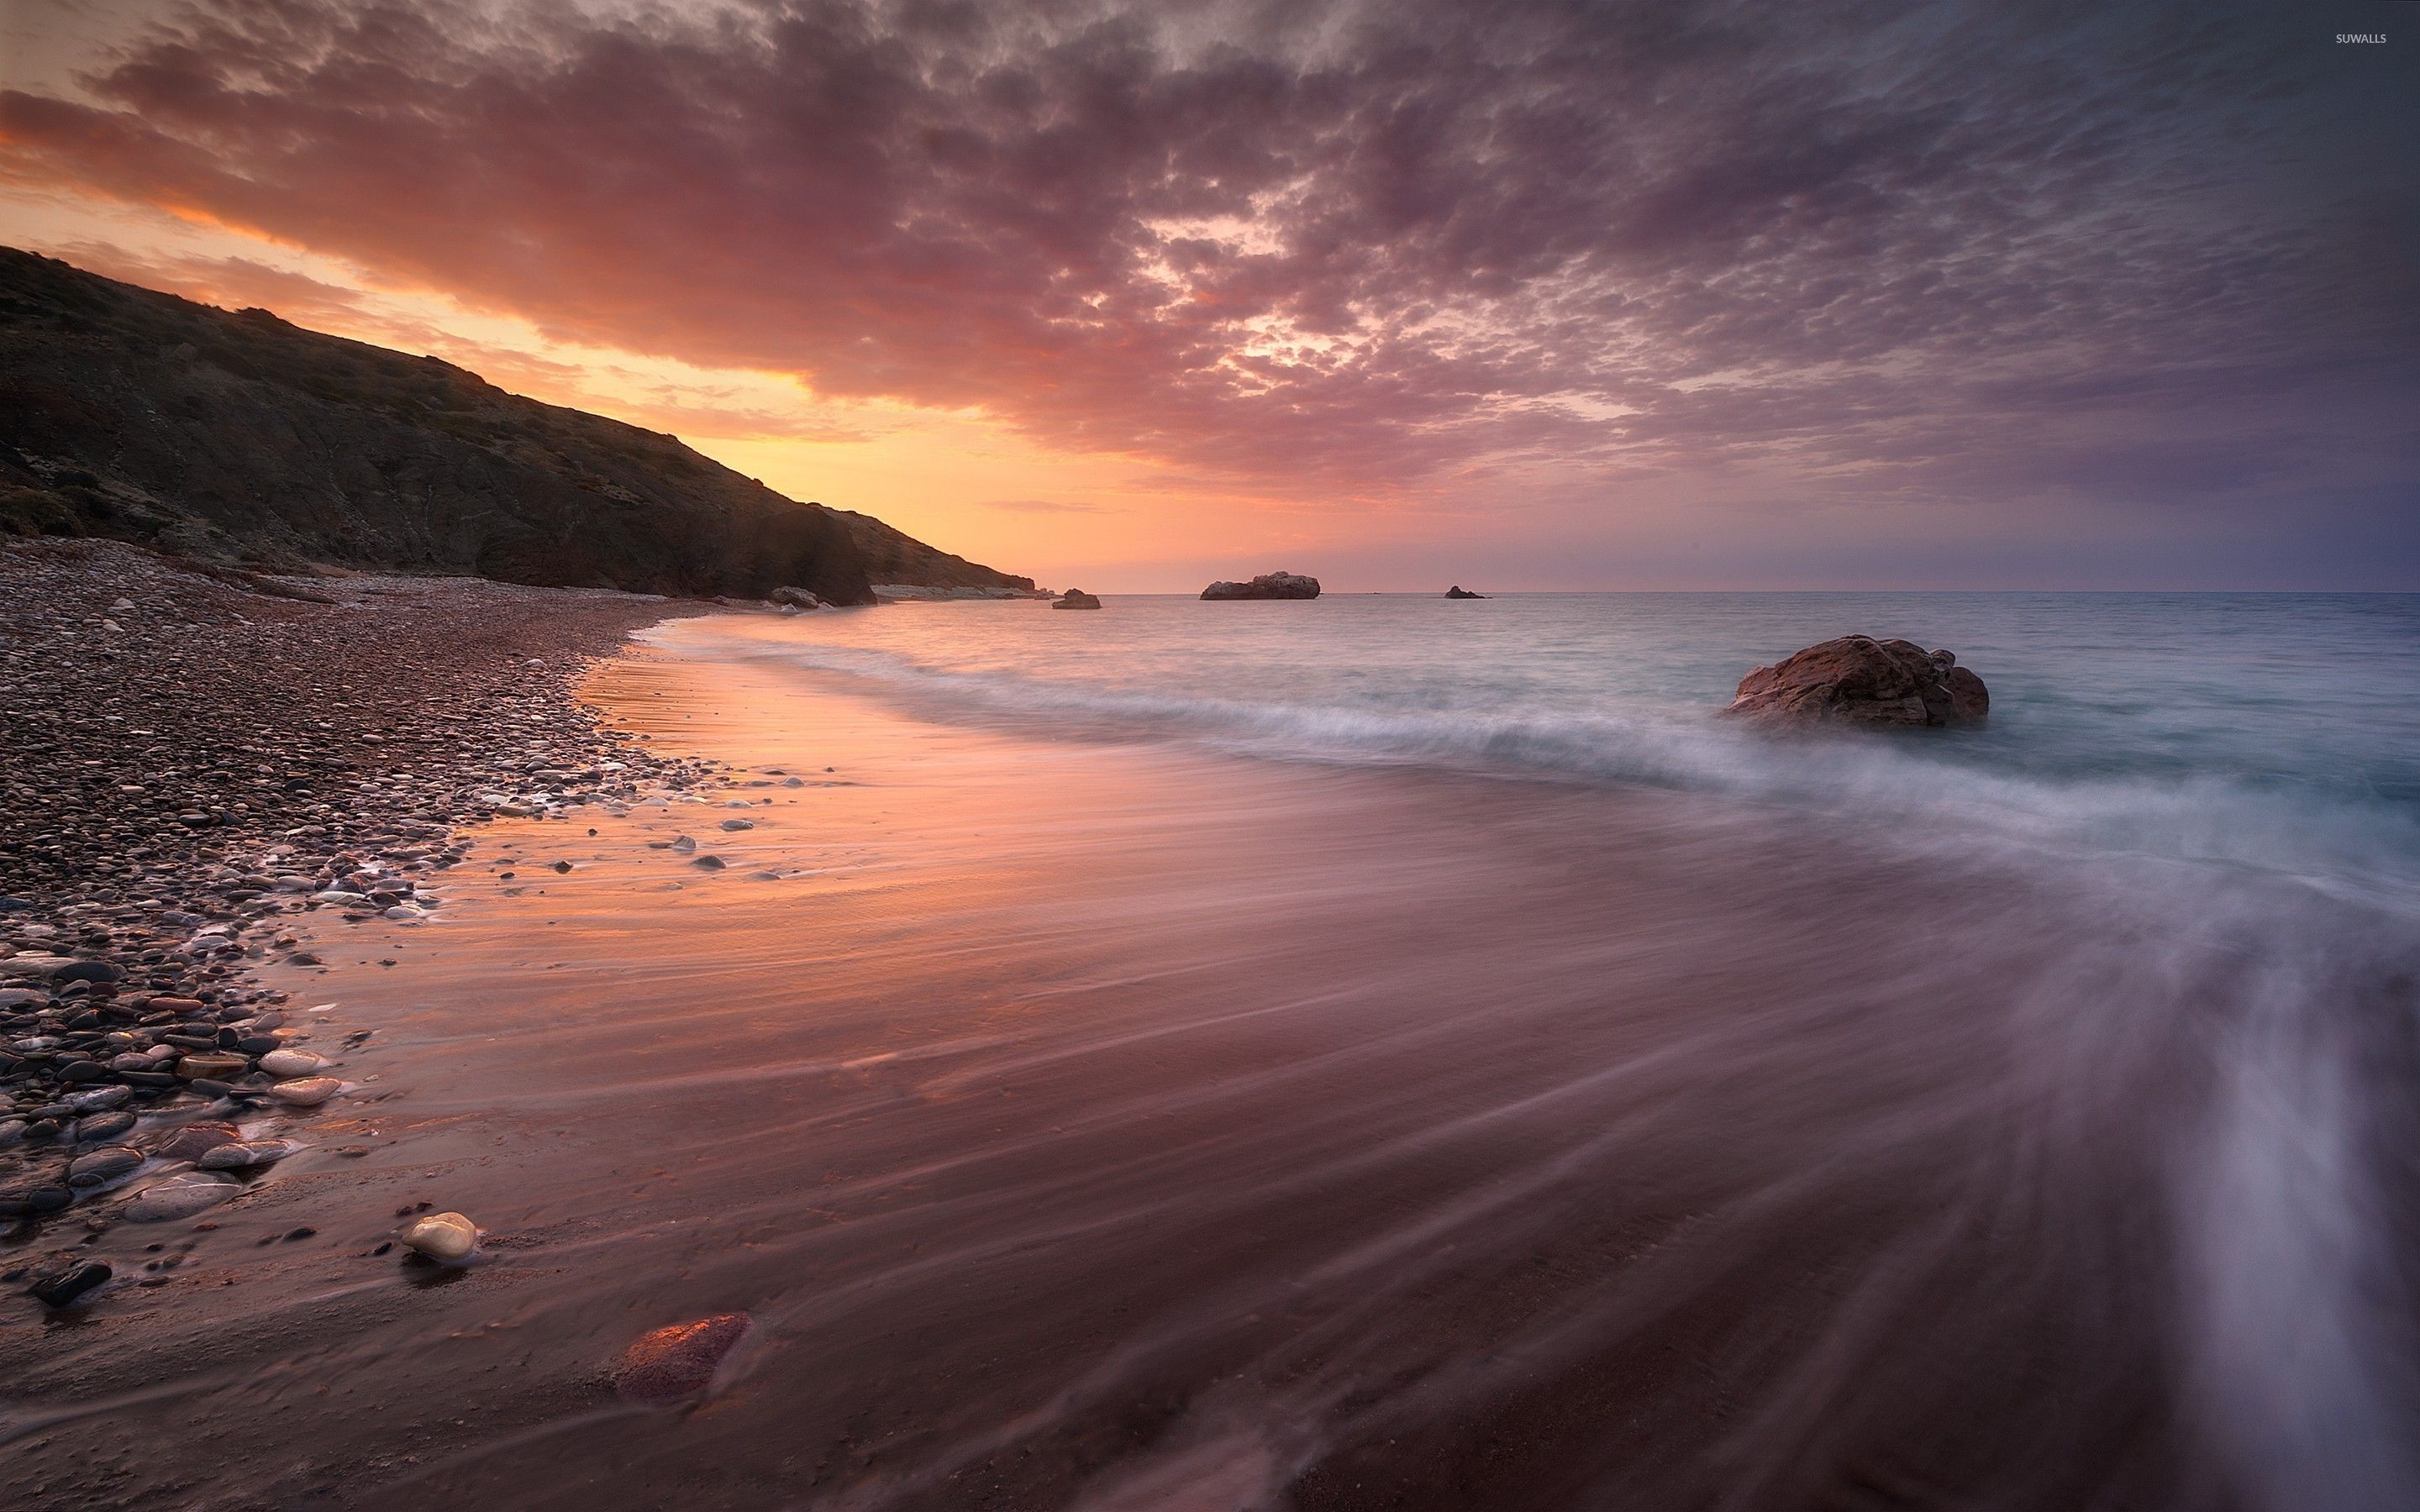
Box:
[0, 248, 1029, 602]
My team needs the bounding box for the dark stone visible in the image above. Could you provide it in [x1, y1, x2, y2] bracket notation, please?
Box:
[54, 961, 123, 984]
[1444, 585, 1487, 599]
[1051, 589, 1102, 610]
[0, 1183, 74, 1216]
[1727, 635, 1990, 729]
[29, 1261, 110, 1307]
[151, 1121, 241, 1162]
[72, 1111, 136, 1143]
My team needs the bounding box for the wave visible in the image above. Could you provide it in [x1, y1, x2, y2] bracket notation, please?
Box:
[663, 627, 2420, 911]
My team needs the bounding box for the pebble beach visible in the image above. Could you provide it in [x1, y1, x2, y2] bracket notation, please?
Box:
[0, 538, 715, 1270]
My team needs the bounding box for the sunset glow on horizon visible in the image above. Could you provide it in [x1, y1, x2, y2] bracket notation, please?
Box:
[3, 0, 2413, 591]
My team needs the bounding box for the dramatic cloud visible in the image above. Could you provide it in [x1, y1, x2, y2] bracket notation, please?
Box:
[2, 0, 2414, 578]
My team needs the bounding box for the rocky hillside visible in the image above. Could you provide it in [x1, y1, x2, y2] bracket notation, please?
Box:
[0, 248, 1029, 604]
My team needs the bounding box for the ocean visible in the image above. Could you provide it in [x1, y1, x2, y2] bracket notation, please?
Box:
[723, 591, 2420, 890]
[651, 591, 2420, 1509]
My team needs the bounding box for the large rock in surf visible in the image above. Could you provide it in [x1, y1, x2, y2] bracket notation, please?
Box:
[1728, 635, 1988, 728]
[1444, 585, 1486, 599]
[1051, 588, 1102, 610]
[1202, 571, 1320, 601]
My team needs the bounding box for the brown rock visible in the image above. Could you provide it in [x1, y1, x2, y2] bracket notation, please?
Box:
[174, 1051, 250, 1080]
[1727, 635, 1989, 728]
[151, 1121, 242, 1162]
[613, 1313, 753, 1405]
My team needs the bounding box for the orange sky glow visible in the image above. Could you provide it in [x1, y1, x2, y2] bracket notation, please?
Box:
[2, 0, 2412, 591]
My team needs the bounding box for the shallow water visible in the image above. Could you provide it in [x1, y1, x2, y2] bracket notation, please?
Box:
[4, 596, 2415, 1511]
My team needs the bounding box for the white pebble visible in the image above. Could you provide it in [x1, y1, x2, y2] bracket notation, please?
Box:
[399, 1210, 478, 1261]
[269, 1077, 342, 1106]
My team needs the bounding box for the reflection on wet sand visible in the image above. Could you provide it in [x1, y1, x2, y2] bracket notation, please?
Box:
[4, 633, 2413, 1512]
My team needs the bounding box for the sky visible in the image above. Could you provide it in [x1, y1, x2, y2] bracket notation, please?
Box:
[2, 0, 2415, 591]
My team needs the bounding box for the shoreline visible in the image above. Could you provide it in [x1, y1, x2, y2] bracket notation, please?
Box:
[0, 538, 725, 1252]
[4, 572, 2410, 1509]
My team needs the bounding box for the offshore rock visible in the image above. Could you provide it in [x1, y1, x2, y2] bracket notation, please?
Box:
[1728, 635, 1989, 728]
[1051, 589, 1102, 610]
[1201, 571, 1320, 601]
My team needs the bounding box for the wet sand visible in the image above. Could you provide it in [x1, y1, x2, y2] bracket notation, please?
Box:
[3, 617, 2397, 1509]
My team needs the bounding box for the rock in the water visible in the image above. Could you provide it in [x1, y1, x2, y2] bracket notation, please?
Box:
[1727, 635, 1989, 729]
[1444, 585, 1487, 599]
[1051, 589, 1102, 610]
[72, 1110, 137, 1143]
[197, 1138, 300, 1169]
[692, 854, 727, 871]
[268, 1077, 341, 1107]
[1200, 571, 1320, 601]
[124, 1172, 240, 1220]
[66, 1145, 145, 1186]
[151, 1121, 242, 1162]
[769, 585, 827, 609]
[259, 1048, 328, 1079]
[719, 818, 754, 831]
[399, 1210, 478, 1261]
[0, 1182, 74, 1216]
[176, 1051, 250, 1081]
[613, 1313, 753, 1404]
[30, 1260, 110, 1307]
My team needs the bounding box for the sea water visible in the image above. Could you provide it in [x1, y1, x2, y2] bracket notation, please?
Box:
[679, 591, 2420, 1509]
[712, 591, 2420, 895]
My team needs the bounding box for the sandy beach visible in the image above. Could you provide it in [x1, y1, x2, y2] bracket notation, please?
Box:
[18, 591, 2402, 1509]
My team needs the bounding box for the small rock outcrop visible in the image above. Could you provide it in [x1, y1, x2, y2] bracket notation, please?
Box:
[1727, 635, 1989, 728]
[1051, 589, 1102, 610]
[1444, 585, 1486, 599]
[1202, 571, 1320, 601]
[768, 586, 826, 609]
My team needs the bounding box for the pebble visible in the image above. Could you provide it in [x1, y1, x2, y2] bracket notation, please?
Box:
[259, 1048, 329, 1079]
[150, 1121, 242, 1162]
[398, 1210, 478, 1261]
[613, 1313, 754, 1405]
[175, 1051, 250, 1081]
[0, 1182, 74, 1216]
[692, 855, 727, 871]
[669, 834, 697, 853]
[268, 1077, 342, 1107]
[71, 1110, 138, 1143]
[719, 819, 754, 831]
[197, 1138, 300, 1170]
[66, 1145, 146, 1186]
[29, 1260, 111, 1308]
[123, 1172, 240, 1221]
